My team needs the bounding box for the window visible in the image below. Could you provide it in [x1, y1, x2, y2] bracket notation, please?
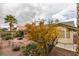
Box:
[58, 30, 65, 38]
[66, 30, 70, 38]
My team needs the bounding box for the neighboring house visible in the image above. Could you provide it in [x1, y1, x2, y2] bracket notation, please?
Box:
[54, 21, 78, 52]
[17, 25, 25, 30]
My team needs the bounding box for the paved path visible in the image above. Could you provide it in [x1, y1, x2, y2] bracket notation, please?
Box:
[49, 47, 76, 56]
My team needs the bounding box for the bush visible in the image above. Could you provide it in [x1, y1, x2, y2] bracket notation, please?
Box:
[14, 30, 24, 38]
[22, 43, 37, 56]
[1, 32, 13, 40]
[22, 43, 45, 56]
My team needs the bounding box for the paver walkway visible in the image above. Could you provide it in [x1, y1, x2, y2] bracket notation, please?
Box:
[49, 47, 76, 56]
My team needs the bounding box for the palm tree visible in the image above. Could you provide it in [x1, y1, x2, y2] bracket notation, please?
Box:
[4, 15, 17, 32]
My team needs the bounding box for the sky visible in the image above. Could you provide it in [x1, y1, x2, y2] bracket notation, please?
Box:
[0, 3, 76, 27]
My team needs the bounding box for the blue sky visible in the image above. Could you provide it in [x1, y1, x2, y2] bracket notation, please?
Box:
[0, 3, 76, 27]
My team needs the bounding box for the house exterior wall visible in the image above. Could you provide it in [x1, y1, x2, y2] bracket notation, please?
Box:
[57, 26, 74, 44]
[55, 26, 77, 51]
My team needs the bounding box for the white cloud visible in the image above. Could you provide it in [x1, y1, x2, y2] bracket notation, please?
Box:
[0, 3, 76, 27]
[52, 4, 76, 20]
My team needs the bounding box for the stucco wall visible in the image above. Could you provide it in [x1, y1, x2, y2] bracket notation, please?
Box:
[57, 26, 74, 44]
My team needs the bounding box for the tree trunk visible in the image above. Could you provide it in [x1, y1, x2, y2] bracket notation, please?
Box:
[9, 23, 12, 32]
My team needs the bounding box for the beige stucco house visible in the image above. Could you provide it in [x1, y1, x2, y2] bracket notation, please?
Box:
[55, 22, 78, 51]
[56, 23, 77, 44]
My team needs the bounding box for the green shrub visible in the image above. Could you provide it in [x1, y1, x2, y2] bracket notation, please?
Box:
[22, 43, 37, 56]
[22, 43, 45, 56]
[1, 32, 13, 40]
[14, 30, 24, 38]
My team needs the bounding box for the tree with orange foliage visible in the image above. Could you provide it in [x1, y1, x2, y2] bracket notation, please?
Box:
[24, 20, 59, 55]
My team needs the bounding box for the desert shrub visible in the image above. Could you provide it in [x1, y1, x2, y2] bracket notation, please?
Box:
[22, 43, 37, 56]
[14, 30, 24, 38]
[1, 31, 13, 40]
[22, 43, 45, 56]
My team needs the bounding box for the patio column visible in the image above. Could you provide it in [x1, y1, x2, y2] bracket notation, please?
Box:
[76, 3, 79, 55]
